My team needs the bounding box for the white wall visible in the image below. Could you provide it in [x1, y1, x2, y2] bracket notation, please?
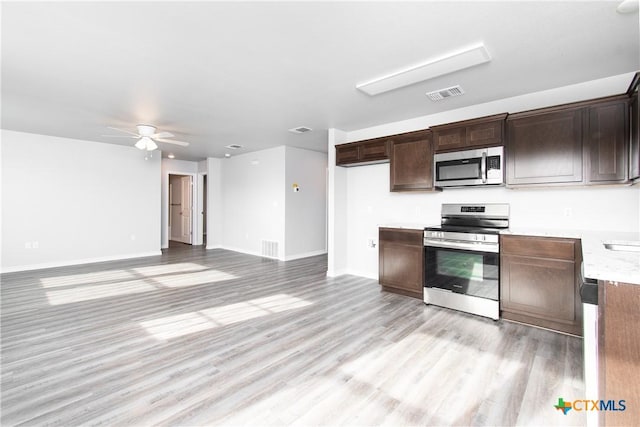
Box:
[161, 158, 198, 248]
[220, 147, 286, 258]
[206, 157, 223, 249]
[345, 162, 639, 278]
[1, 130, 161, 272]
[284, 146, 327, 260]
[327, 129, 348, 276]
[329, 72, 640, 280]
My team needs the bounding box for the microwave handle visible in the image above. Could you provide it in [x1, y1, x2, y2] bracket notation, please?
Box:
[481, 151, 487, 183]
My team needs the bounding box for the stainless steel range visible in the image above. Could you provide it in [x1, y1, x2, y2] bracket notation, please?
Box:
[423, 203, 510, 320]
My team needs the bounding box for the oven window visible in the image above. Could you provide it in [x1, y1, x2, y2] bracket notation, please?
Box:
[437, 251, 484, 281]
[436, 158, 482, 181]
[425, 246, 499, 300]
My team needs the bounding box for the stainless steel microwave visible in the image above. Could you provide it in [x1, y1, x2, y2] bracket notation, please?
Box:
[434, 146, 504, 187]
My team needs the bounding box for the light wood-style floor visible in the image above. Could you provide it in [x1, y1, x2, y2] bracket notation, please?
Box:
[1, 245, 585, 426]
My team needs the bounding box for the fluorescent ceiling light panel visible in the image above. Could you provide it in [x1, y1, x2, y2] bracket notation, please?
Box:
[357, 44, 491, 96]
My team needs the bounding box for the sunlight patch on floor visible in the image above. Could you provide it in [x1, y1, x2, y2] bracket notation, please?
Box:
[46, 279, 157, 305]
[152, 270, 237, 288]
[44, 266, 237, 304]
[140, 294, 313, 340]
[39, 263, 211, 288]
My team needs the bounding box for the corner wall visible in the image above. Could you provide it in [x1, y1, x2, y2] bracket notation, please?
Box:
[220, 147, 286, 258]
[284, 146, 327, 260]
[1, 130, 162, 272]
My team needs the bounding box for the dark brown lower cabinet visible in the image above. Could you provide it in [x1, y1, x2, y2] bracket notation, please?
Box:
[598, 280, 640, 427]
[379, 228, 423, 299]
[500, 235, 582, 335]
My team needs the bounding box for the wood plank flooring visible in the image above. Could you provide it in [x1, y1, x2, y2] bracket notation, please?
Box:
[1, 245, 585, 426]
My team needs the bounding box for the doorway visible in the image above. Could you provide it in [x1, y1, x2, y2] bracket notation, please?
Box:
[202, 174, 207, 246]
[168, 174, 193, 245]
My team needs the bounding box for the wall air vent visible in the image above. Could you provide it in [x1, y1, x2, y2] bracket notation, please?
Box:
[288, 126, 313, 134]
[261, 240, 279, 259]
[426, 85, 465, 101]
[224, 144, 243, 150]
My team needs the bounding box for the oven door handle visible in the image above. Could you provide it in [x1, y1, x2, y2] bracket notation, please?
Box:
[481, 151, 487, 183]
[424, 239, 499, 253]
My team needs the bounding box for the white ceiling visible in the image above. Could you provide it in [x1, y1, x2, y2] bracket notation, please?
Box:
[2, 1, 639, 161]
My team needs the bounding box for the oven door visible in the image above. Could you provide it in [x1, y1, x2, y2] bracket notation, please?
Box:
[424, 244, 499, 301]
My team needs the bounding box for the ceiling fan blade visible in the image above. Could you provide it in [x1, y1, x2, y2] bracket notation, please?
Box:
[152, 131, 174, 139]
[101, 134, 138, 139]
[107, 126, 139, 137]
[156, 138, 189, 147]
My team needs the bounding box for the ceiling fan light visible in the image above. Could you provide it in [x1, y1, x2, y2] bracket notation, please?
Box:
[145, 138, 158, 151]
[136, 124, 157, 137]
[135, 139, 147, 150]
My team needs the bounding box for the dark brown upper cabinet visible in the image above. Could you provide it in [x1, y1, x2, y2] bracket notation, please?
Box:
[335, 138, 389, 166]
[506, 106, 584, 186]
[506, 95, 630, 187]
[585, 97, 629, 184]
[432, 113, 507, 153]
[389, 130, 438, 192]
[629, 73, 640, 181]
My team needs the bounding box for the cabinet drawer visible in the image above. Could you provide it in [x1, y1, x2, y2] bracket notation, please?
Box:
[501, 235, 576, 260]
[379, 228, 423, 246]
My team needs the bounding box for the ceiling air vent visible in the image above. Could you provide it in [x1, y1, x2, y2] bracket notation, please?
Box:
[288, 126, 313, 134]
[426, 85, 465, 101]
[225, 144, 243, 150]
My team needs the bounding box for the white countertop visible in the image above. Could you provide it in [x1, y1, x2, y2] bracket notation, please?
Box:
[378, 223, 434, 230]
[379, 224, 640, 285]
[504, 228, 640, 285]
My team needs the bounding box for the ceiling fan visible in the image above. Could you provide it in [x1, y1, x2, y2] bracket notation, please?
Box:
[102, 124, 189, 151]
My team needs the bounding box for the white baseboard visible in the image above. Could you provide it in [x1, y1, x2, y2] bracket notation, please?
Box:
[219, 245, 264, 258]
[205, 244, 223, 250]
[326, 268, 348, 277]
[345, 269, 378, 280]
[1, 251, 163, 274]
[283, 249, 327, 261]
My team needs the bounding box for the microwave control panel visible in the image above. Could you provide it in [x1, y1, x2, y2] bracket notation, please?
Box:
[487, 155, 501, 170]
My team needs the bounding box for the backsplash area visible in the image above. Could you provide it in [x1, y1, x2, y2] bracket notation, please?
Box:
[345, 163, 639, 278]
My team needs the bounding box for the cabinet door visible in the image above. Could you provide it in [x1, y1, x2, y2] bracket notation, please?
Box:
[379, 243, 423, 296]
[379, 228, 424, 299]
[389, 135, 434, 191]
[335, 144, 359, 165]
[359, 139, 389, 162]
[501, 254, 577, 324]
[598, 281, 640, 427]
[433, 127, 466, 151]
[586, 100, 628, 183]
[466, 119, 504, 148]
[506, 109, 583, 185]
[630, 94, 639, 180]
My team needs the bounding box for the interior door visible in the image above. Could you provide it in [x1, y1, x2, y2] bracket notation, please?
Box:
[180, 176, 193, 244]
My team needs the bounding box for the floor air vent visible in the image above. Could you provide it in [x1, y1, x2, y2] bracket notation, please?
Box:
[261, 240, 279, 259]
[426, 85, 465, 101]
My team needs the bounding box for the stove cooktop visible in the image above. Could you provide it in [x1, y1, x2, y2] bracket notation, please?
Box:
[424, 225, 504, 235]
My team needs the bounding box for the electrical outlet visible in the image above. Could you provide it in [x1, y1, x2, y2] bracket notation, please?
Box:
[367, 239, 376, 249]
[563, 208, 573, 217]
[32, 241, 39, 249]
